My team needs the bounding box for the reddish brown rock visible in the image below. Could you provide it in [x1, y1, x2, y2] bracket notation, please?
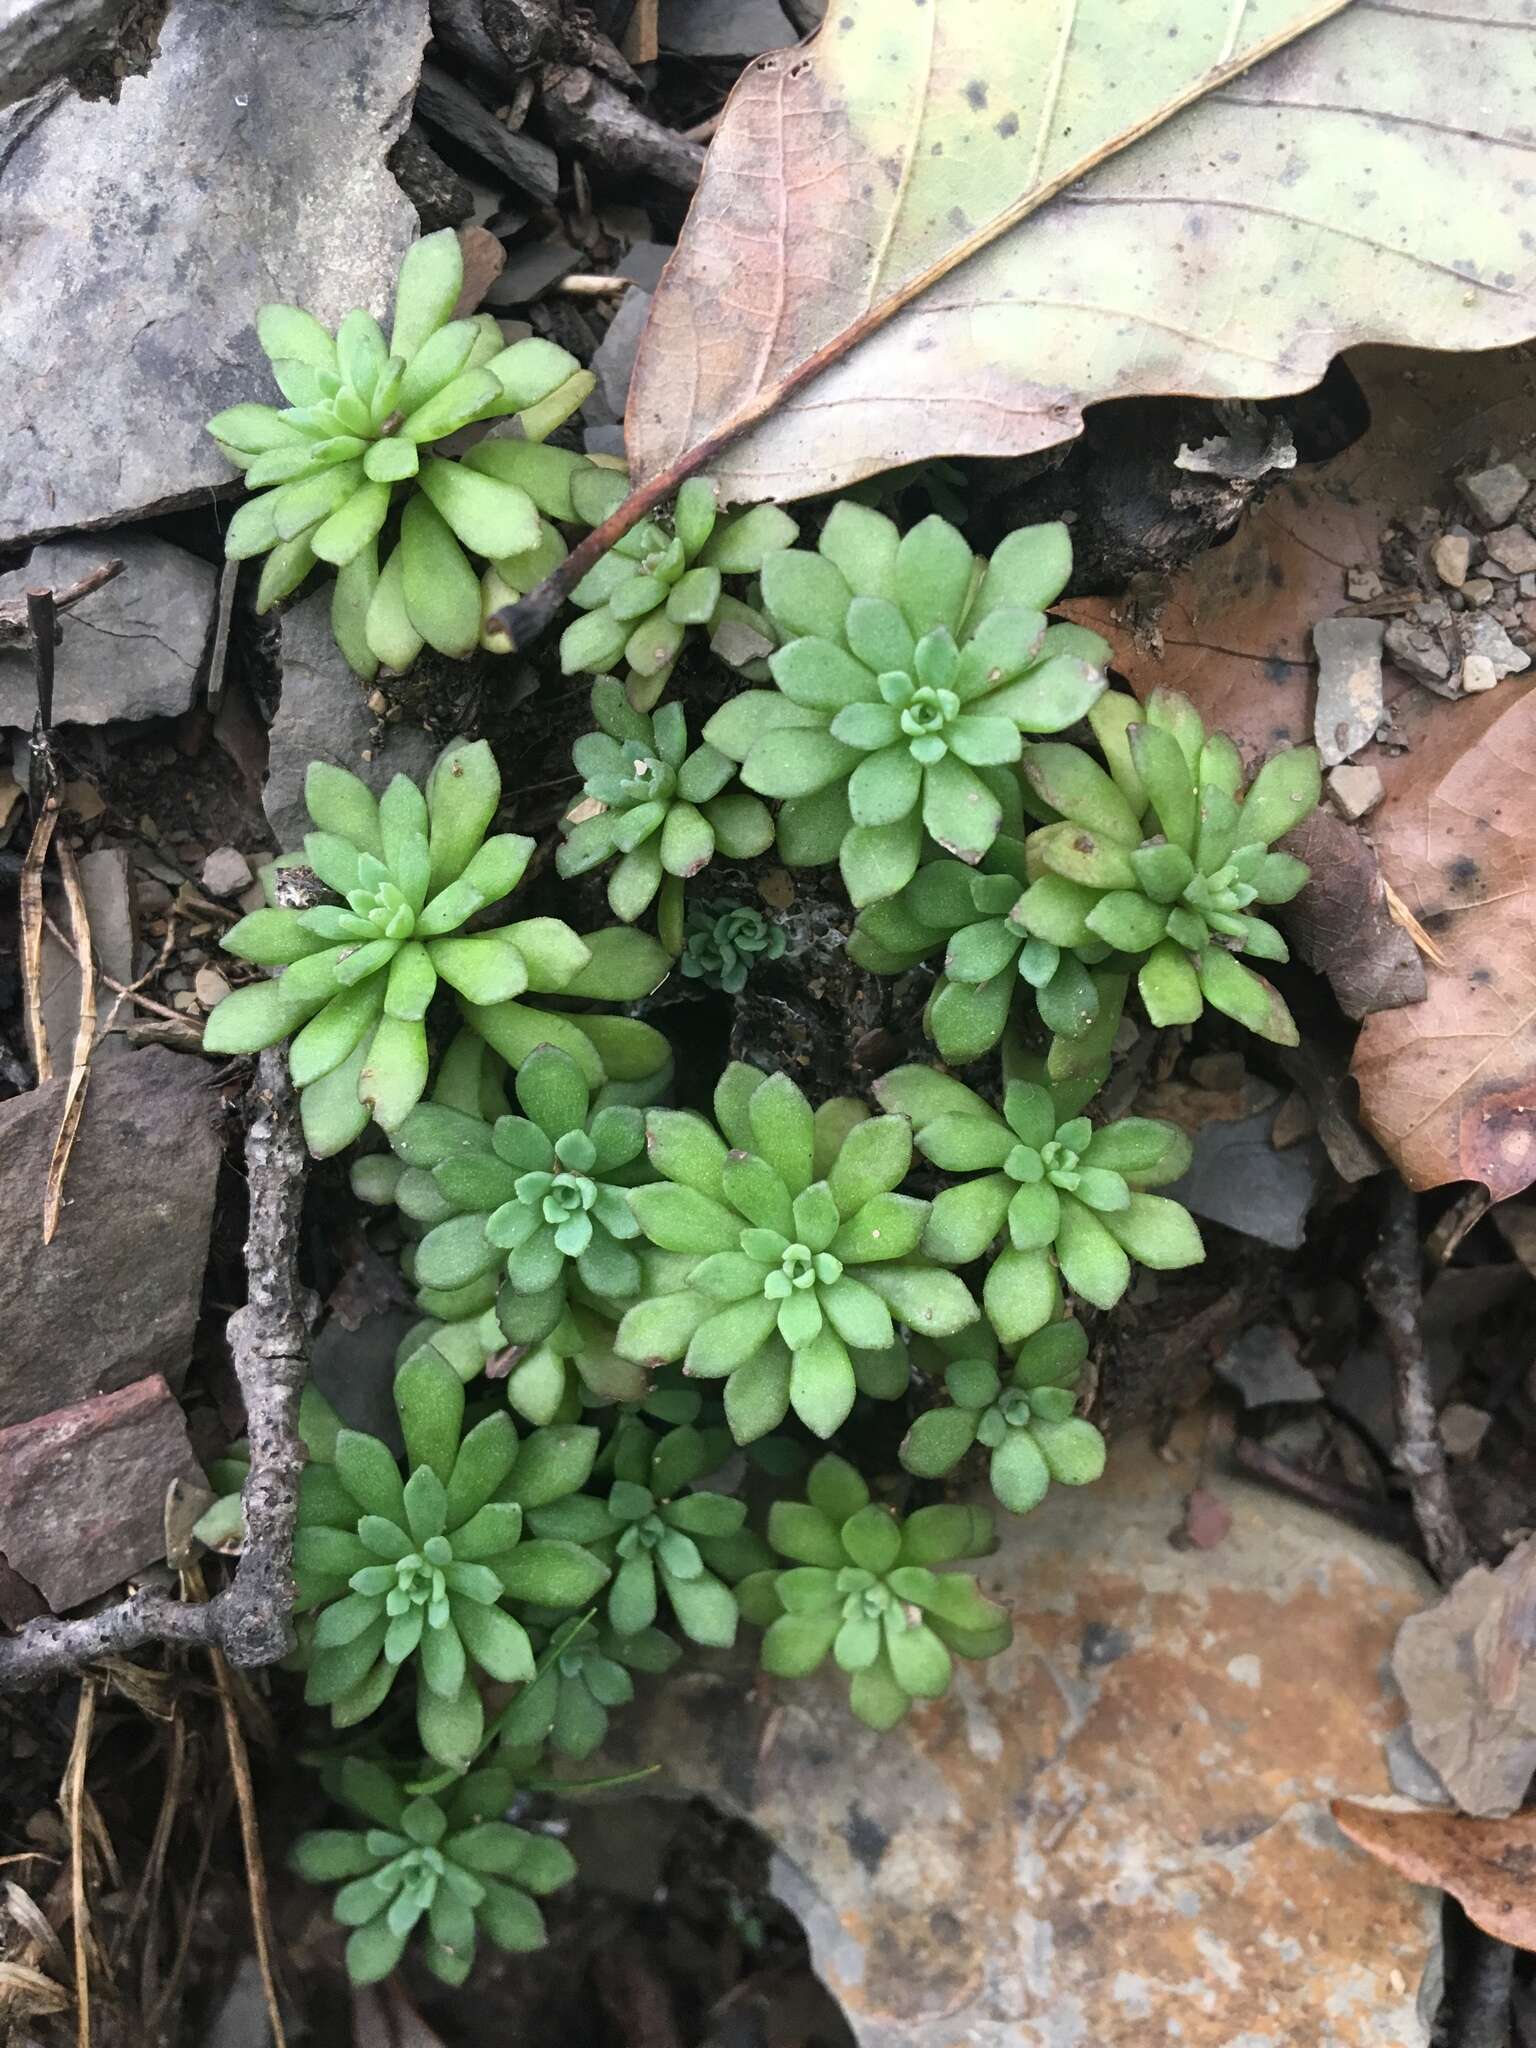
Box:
[616, 1424, 1437, 2047]
[0, 1375, 207, 1611]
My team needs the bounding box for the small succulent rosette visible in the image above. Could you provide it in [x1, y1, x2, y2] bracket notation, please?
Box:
[494, 1611, 681, 1762]
[291, 1758, 575, 1985]
[617, 1066, 979, 1440]
[902, 1321, 1105, 1515]
[398, 1043, 657, 1351]
[1010, 688, 1319, 1046]
[736, 1455, 1012, 1730]
[293, 1349, 607, 1770]
[204, 741, 593, 1154]
[679, 898, 787, 994]
[703, 503, 1110, 907]
[590, 1421, 748, 1649]
[874, 1065, 1203, 1345]
[559, 471, 797, 709]
[208, 227, 594, 676]
[556, 681, 774, 948]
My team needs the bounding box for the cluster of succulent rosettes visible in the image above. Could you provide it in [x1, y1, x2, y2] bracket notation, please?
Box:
[398, 1044, 655, 1349]
[292, 1758, 575, 1986]
[1010, 687, 1320, 1047]
[208, 228, 592, 676]
[702, 501, 1111, 909]
[204, 743, 591, 1155]
[616, 1064, 980, 1442]
[736, 1456, 1011, 1730]
[874, 1066, 1203, 1345]
[557, 681, 774, 947]
[559, 470, 797, 709]
[902, 1321, 1105, 1515]
[494, 1612, 680, 1762]
[294, 1349, 608, 1770]
[679, 898, 787, 994]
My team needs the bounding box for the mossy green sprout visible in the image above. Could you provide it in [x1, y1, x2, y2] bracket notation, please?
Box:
[737, 1455, 1011, 1730]
[208, 228, 593, 676]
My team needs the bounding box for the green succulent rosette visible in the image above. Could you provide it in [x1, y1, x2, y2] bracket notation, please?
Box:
[559, 471, 797, 710]
[736, 1454, 1011, 1730]
[874, 1065, 1202, 1345]
[203, 741, 592, 1152]
[208, 228, 593, 676]
[494, 1611, 680, 1761]
[587, 1421, 749, 1649]
[902, 1320, 1106, 1515]
[702, 503, 1110, 908]
[679, 898, 787, 994]
[291, 1758, 575, 1985]
[1009, 687, 1320, 1047]
[401, 1043, 655, 1350]
[293, 1350, 608, 1770]
[616, 1065, 978, 1441]
[556, 681, 775, 947]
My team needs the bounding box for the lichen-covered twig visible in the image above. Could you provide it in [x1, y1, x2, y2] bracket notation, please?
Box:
[0, 1052, 313, 1690]
[1364, 1174, 1475, 1586]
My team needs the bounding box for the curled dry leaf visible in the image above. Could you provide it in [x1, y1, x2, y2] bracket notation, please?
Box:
[1278, 808, 1425, 1022]
[1331, 1799, 1536, 1952]
[627, 5, 1536, 506]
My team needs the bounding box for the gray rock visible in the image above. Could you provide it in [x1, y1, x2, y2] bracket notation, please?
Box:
[1383, 614, 1453, 692]
[1213, 1323, 1323, 1407]
[0, 0, 127, 110]
[608, 1428, 1437, 2048]
[1458, 463, 1528, 529]
[1164, 1106, 1326, 1250]
[0, 534, 214, 725]
[264, 591, 439, 849]
[0, 1048, 221, 1426]
[0, 1373, 206, 1610]
[1458, 610, 1530, 681]
[1483, 524, 1536, 576]
[1430, 533, 1472, 588]
[1326, 762, 1384, 821]
[659, 0, 796, 56]
[1312, 616, 1384, 766]
[0, 0, 429, 548]
[201, 845, 253, 898]
[1385, 1725, 1453, 1808]
[593, 284, 653, 422]
[310, 1308, 413, 1452]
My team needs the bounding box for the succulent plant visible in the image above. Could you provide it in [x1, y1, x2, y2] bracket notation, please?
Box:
[559, 471, 797, 709]
[901, 1321, 1105, 1514]
[556, 681, 774, 946]
[401, 1044, 656, 1350]
[494, 1612, 680, 1760]
[204, 743, 592, 1153]
[616, 1065, 979, 1440]
[595, 1422, 747, 1648]
[702, 504, 1110, 908]
[1009, 689, 1319, 1046]
[736, 1455, 1011, 1730]
[874, 1066, 1202, 1345]
[291, 1758, 575, 1985]
[208, 228, 593, 676]
[293, 1350, 607, 1769]
[679, 898, 787, 994]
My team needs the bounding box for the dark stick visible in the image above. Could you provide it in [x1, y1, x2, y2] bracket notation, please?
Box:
[1450, 1925, 1514, 2048]
[536, 63, 706, 192]
[1232, 1438, 1416, 1548]
[1364, 1175, 1475, 1586]
[0, 1051, 314, 1689]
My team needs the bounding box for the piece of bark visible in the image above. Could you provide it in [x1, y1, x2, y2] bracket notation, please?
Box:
[414, 63, 559, 204]
[1280, 808, 1426, 1019]
[387, 123, 476, 232]
[537, 61, 704, 192]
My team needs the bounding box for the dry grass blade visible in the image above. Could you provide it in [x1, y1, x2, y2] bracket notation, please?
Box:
[0, 1959, 71, 2016]
[60, 1677, 97, 2048]
[1383, 879, 1450, 971]
[43, 840, 97, 1245]
[19, 793, 60, 1084]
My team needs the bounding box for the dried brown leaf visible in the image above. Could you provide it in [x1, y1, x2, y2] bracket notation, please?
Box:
[1331, 1799, 1536, 1951]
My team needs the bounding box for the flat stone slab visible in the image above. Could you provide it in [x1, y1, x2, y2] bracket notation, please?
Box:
[0, 0, 429, 548]
[0, 1374, 206, 1610]
[0, 533, 215, 727]
[613, 1425, 1438, 2048]
[0, 1048, 222, 1426]
[264, 590, 438, 849]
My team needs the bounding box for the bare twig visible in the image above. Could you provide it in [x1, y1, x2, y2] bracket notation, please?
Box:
[557, 273, 634, 295]
[1364, 1175, 1475, 1586]
[536, 62, 704, 191]
[0, 1053, 313, 1690]
[1232, 1438, 1416, 1547]
[0, 560, 121, 649]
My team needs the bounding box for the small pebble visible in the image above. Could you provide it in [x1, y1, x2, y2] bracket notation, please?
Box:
[1327, 763, 1385, 820]
[172, 990, 201, 1015]
[1438, 1402, 1491, 1461]
[1431, 533, 1472, 588]
[367, 690, 388, 715]
[1483, 524, 1536, 576]
[1461, 577, 1495, 606]
[1460, 653, 1499, 693]
[200, 845, 253, 897]
[1345, 566, 1383, 601]
[193, 966, 230, 1009]
[1458, 462, 1528, 528]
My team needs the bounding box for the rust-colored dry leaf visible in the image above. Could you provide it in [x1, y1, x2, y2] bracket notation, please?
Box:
[1331, 1799, 1536, 1951]
[1059, 346, 1536, 762]
[627, 3, 1536, 505]
[1350, 679, 1536, 1199]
